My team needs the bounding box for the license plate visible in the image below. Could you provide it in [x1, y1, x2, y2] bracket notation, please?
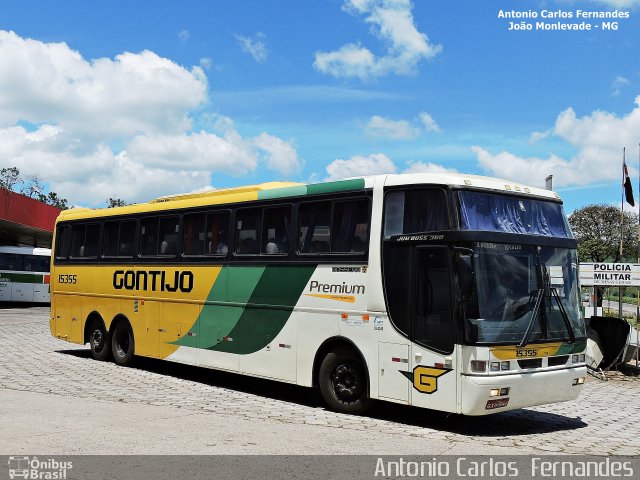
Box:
[485, 398, 510, 410]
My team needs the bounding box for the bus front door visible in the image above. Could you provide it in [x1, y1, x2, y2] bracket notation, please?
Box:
[409, 246, 457, 413]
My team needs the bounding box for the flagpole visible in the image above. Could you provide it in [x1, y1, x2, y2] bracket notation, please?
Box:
[620, 147, 625, 318]
[637, 142, 640, 367]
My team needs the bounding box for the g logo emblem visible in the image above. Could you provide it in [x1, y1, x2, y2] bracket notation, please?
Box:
[401, 366, 451, 394]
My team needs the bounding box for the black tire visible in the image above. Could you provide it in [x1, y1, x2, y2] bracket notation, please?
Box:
[88, 319, 111, 361]
[318, 347, 371, 414]
[111, 321, 135, 366]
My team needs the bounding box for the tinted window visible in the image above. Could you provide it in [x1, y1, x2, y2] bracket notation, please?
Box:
[458, 191, 572, 237]
[262, 206, 290, 254]
[0, 253, 23, 271]
[55, 225, 69, 259]
[103, 222, 119, 257]
[25, 255, 50, 272]
[118, 221, 136, 256]
[70, 223, 100, 258]
[183, 211, 230, 256]
[236, 209, 259, 255]
[298, 202, 331, 254]
[103, 220, 136, 257]
[332, 199, 369, 253]
[384, 189, 449, 238]
[140, 216, 179, 256]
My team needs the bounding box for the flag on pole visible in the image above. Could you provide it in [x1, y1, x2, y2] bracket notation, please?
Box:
[624, 160, 635, 206]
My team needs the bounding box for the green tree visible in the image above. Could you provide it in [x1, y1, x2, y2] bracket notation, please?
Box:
[568, 204, 638, 262]
[37, 191, 68, 210]
[107, 197, 127, 208]
[0, 166, 21, 191]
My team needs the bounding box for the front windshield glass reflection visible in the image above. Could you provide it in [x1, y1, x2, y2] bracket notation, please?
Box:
[463, 243, 586, 344]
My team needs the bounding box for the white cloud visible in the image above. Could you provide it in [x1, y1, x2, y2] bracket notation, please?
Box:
[253, 133, 301, 175]
[0, 31, 300, 206]
[591, 0, 640, 7]
[324, 152, 455, 181]
[235, 32, 268, 63]
[314, 0, 441, 79]
[366, 115, 418, 139]
[418, 112, 441, 132]
[178, 30, 190, 43]
[473, 95, 640, 188]
[325, 153, 396, 181]
[402, 161, 457, 174]
[0, 30, 207, 138]
[612, 76, 630, 96]
[365, 112, 441, 139]
[199, 57, 213, 70]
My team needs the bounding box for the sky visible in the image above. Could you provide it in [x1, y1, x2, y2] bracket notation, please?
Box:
[1, 0, 640, 213]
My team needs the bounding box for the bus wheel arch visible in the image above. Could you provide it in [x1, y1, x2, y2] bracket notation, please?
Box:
[109, 315, 135, 367]
[314, 337, 371, 414]
[85, 312, 111, 362]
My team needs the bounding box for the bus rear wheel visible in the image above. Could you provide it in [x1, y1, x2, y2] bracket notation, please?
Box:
[111, 321, 135, 367]
[89, 320, 111, 361]
[319, 347, 370, 414]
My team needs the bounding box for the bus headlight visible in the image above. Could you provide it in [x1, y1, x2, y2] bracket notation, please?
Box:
[489, 387, 510, 397]
[490, 361, 510, 371]
[572, 377, 585, 386]
[572, 354, 586, 363]
[471, 360, 487, 372]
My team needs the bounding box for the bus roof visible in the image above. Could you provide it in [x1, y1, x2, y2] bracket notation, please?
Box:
[56, 172, 559, 222]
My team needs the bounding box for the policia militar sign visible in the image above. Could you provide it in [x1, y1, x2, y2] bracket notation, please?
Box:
[579, 263, 640, 287]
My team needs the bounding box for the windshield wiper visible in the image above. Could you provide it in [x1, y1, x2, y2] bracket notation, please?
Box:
[550, 285, 576, 344]
[518, 260, 576, 347]
[518, 274, 547, 348]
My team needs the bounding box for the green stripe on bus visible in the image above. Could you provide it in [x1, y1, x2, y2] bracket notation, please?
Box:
[257, 185, 308, 200]
[173, 266, 265, 348]
[0, 273, 45, 283]
[306, 178, 365, 195]
[256, 179, 365, 201]
[208, 265, 315, 354]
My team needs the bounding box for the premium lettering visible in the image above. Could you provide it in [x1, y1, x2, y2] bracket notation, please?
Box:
[309, 280, 365, 295]
[113, 270, 194, 293]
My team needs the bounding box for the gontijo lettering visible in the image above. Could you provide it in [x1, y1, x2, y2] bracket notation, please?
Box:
[113, 270, 193, 292]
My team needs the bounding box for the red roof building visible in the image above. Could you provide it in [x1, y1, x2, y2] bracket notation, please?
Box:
[0, 188, 61, 247]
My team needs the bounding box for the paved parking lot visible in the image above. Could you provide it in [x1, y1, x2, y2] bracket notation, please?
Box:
[1, 306, 639, 455]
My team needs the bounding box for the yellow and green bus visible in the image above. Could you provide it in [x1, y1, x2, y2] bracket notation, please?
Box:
[50, 173, 587, 415]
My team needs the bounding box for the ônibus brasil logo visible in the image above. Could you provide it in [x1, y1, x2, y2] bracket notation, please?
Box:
[7, 457, 72, 480]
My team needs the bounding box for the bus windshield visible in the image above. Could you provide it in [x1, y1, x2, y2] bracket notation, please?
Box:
[461, 242, 586, 345]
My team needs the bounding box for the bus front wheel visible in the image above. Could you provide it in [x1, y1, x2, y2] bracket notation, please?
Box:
[89, 320, 111, 362]
[111, 321, 135, 367]
[319, 347, 370, 414]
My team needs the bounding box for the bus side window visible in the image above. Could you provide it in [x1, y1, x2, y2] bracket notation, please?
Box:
[55, 225, 69, 259]
[158, 216, 179, 256]
[103, 221, 119, 257]
[384, 189, 449, 238]
[183, 213, 206, 255]
[118, 221, 136, 257]
[206, 211, 230, 256]
[235, 209, 260, 255]
[331, 199, 369, 253]
[139, 218, 159, 256]
[69, 223, 99, 258]
[262, 206, 290, 255]
[298, 202, 331, 254]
